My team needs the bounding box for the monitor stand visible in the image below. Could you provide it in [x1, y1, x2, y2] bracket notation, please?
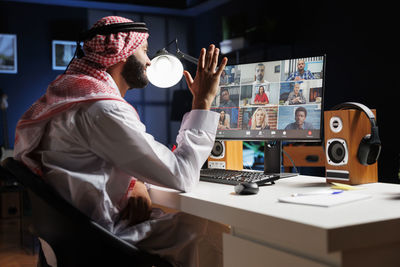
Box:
[264, 141, 299, 179]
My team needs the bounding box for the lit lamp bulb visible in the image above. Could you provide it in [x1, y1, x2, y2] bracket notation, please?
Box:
[147, 50, 184, 88]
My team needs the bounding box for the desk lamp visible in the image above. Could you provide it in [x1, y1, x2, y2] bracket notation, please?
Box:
[147, 39, 198, 88]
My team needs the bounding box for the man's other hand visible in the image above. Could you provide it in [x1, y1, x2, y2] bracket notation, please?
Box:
[119, 181, 152, 226]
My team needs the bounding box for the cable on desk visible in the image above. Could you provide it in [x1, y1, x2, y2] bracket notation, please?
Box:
[282, 148, 299, 175]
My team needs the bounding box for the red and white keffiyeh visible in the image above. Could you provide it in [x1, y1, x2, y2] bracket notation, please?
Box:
[14, 16, 149, 174]
[68, 16, 149, 82]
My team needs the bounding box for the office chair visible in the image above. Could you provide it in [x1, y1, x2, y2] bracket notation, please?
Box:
[0, 157, 173, 267]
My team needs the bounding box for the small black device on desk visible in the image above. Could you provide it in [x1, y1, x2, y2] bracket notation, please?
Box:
[234, 182, 259, 195]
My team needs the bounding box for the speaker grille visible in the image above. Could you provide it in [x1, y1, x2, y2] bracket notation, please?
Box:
[326, 138, 348, 166]
[328, 141, 345, 163]
[210, 141, 224, 158]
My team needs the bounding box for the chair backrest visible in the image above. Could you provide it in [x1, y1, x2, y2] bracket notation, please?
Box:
[1, 157, 172, 267]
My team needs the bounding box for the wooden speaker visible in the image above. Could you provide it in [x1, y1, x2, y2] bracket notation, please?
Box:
[208, 140, 243, 170]
[324, 109, 378, 184]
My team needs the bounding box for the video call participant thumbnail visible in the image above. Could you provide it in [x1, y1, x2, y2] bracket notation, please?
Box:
[253, 85, 269, 104]
[218, 109, 230, 129]
[286, 59, 316, 81]
[253, 63, 268, 84]
[287, 83, 306, 105]
[250, 107, 270, 130]
[284, 106, 314, 130]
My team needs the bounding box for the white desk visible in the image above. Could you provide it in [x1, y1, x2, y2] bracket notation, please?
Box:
[149, 176, 400, 267]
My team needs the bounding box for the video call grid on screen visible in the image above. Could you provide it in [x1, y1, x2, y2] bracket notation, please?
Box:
[213, 56, 325, 141]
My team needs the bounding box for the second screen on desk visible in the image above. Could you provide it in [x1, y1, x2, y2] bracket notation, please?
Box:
[213, 56, 325, 141]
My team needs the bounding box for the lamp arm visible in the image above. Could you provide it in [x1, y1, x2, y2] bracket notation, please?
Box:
[176, 49, 198, 65]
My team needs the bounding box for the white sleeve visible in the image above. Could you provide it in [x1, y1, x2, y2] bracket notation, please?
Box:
[76, 101, 219, 192]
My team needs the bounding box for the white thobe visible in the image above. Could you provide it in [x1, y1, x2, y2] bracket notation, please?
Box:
[34, 76, 220, 266]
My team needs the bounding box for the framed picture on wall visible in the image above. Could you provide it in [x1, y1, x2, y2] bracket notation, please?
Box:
[0, 34, 17, 74]
[52, 40, 78, 70]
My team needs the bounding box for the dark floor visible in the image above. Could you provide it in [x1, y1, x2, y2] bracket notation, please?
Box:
[0, 217, 38, 267]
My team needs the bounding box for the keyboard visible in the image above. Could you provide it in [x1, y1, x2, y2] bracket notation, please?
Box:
[200, 168, 297, 185]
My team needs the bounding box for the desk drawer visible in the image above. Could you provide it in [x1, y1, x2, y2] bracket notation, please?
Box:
[223, 234, 328, 267]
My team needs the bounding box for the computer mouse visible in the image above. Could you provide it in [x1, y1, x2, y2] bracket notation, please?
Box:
[234, 182, 259, 195]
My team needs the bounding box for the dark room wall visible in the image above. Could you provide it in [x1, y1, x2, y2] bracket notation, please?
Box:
[0, 2, 88, 149]
[192, 0, 399, 182]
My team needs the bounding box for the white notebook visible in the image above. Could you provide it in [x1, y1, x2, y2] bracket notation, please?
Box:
[278, 192, 372, 207]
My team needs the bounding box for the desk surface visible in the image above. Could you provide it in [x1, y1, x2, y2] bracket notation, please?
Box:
[149, 175, 400, 255]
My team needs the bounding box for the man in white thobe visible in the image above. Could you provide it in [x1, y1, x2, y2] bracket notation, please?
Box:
[13, 16, 227, 267]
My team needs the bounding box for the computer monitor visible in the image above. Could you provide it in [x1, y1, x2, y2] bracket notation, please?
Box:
[212, 55, 325, 174]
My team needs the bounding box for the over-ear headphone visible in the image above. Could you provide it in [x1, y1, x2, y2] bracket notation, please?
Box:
[76, 22, 148, 58]
[331, 102, 381, 165]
